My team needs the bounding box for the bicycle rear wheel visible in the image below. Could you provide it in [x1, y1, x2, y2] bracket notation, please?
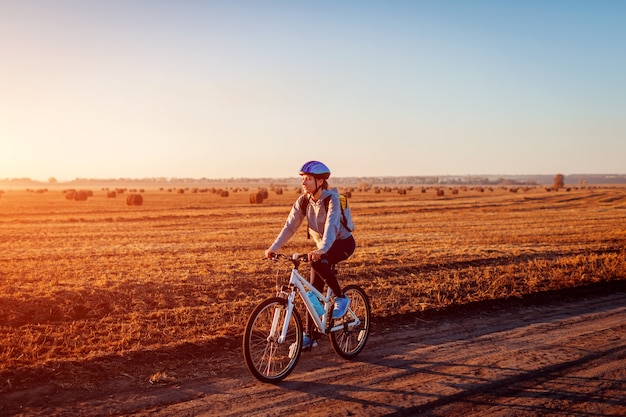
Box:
[242, 297, 302, 383]
[329, 284, 371, 359]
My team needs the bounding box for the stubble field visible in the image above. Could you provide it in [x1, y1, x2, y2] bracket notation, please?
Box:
[1, 182, 625, 395]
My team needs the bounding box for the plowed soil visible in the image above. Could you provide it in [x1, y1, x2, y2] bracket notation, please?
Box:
[3, 281, 625, 417]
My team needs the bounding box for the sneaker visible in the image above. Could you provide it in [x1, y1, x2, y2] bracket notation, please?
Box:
[302, 334, 318, 349]
[332, 296, 350, 319]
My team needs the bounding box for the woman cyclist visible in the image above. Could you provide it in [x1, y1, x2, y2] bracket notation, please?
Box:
[265, 161, 356, 348]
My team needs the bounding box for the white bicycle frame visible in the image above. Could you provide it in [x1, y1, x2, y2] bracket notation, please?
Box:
[273, 258, 361, 344]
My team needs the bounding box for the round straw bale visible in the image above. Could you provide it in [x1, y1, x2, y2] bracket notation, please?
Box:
[74, 191, 88, 201]
[250, 191, 265, 204]
[126, 193, 143, 206]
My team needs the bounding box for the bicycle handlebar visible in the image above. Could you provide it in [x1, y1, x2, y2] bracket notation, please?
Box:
[267, 253, 309, 263]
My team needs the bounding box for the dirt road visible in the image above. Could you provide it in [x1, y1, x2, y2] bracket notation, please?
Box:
[4, 285, 626, 416]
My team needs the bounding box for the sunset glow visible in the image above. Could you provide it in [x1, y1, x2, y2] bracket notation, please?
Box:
[1, 1, 625, 181]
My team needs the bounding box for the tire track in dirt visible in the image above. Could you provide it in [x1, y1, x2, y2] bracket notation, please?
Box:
[389, 344, 626, 416]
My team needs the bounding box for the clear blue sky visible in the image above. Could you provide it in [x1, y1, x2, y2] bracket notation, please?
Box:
[1, 0, 624, 181]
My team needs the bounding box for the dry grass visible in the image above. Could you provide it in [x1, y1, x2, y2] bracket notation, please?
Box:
[1, 183, 625, 391]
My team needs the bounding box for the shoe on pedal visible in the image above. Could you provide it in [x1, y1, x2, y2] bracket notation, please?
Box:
[332, 296, 350, 319]
[302, 334, 318, 349]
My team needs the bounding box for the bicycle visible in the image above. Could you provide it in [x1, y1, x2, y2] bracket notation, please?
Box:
[242, 253, 371, 383]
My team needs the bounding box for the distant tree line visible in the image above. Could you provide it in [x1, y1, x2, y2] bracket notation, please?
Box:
[2, 174, 626, 187]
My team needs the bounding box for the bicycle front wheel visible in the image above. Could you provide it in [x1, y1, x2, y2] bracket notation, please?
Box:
[242, 297, 302, 383]
[329, 284, 371, 359]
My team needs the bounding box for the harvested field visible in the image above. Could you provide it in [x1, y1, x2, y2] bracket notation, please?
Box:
[0, 184, 625, 396]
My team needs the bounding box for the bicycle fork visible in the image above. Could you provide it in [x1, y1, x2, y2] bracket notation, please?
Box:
[269, 292, 296, 344]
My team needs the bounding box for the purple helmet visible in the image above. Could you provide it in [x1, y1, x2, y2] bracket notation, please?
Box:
[299, 161, 331, 179]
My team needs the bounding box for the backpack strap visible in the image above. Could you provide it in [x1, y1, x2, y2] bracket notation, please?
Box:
[298, 194, 312, 239]
[322, 195, 330, 210]
[297, 193, 310, 216]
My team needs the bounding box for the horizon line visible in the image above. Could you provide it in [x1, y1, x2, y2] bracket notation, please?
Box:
[2, 173, 625, 184]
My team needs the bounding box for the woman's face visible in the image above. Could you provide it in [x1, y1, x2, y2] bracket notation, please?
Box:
[301, 175, 321, 195]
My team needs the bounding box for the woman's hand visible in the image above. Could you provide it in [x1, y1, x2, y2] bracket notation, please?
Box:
[308, 249, 326, 262]
[265, 249, 277, 259]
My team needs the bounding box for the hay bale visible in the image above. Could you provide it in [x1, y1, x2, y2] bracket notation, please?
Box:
[250, 191, 265, 204]
[436, 189, 445, 197]
[126, 193, 143, 206]
[107, 191, 117, 198]
[73, 191, 88, 201]
[220, 190, 229, 197]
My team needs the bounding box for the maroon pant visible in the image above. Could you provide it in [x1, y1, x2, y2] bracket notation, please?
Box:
[306, 235, 356, 335]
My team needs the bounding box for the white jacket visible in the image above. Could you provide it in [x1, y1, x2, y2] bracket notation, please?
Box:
[269, 188, 352, 253]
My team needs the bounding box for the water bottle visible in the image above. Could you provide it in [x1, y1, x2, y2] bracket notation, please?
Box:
[307, 291, 325, 316]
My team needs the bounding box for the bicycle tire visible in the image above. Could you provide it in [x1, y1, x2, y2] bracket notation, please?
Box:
[329, 284, 371, 359]
[242, 297, 303, 383]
